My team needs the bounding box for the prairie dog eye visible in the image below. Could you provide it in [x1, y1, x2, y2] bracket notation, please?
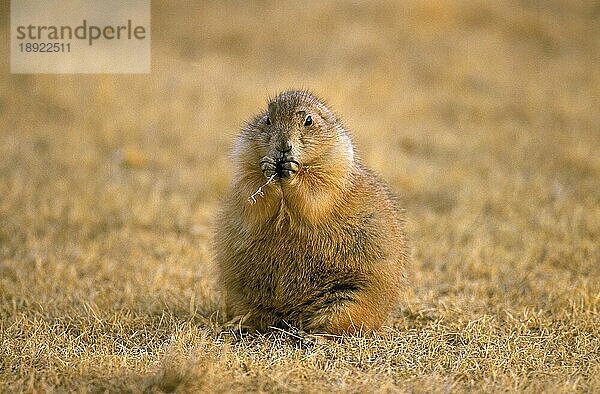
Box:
[304, 115, 313, 126]
[265, 116, 271, 125]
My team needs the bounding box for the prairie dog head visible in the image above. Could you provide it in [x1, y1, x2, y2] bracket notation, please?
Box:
[233, 90, 355, 184]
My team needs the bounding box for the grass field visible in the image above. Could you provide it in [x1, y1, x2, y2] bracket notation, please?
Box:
[1, 1, 599, 392]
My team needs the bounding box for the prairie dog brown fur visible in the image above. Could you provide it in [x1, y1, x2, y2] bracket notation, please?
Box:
[214, 90, 407, 334]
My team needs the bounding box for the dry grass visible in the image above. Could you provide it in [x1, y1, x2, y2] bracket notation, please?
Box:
[1, 0, 599, 392]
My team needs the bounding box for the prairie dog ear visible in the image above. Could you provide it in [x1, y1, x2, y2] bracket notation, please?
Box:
[268, 101, 278, 115]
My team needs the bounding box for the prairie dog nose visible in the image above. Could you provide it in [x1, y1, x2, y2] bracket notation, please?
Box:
[278, 140, 292, 154]
[272, 140, 292, 159]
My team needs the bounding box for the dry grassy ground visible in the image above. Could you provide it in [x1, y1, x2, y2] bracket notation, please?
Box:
[1, 1, 599, 392]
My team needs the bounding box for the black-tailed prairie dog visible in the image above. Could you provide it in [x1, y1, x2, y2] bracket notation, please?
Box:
[214, 90, 407, 335]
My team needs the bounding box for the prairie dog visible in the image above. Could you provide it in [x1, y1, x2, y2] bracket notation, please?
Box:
[214, 90, 407, 334]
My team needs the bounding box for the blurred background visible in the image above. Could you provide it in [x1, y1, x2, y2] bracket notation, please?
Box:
[1, 2, 600, 390]
[0, 0, 599, 316]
